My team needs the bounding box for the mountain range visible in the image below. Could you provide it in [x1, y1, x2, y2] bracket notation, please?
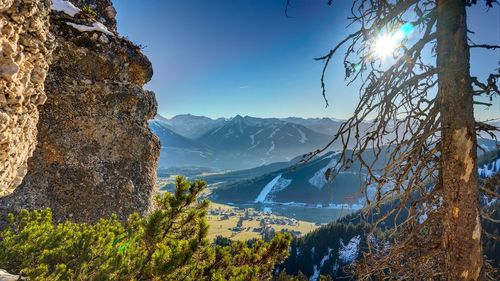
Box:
[150, 114, 344, 170]
[152, 114, 483, 171]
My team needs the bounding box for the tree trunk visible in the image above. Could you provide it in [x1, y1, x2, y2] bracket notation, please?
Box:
[436, 0, 483, 280]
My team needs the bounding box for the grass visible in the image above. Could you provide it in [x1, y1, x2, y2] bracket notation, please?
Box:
[206, 202, 318, 241]
[157, 178, 319, 240]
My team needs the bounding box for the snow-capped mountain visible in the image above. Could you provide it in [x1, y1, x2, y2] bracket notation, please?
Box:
[197, 115, 332, 156]
[149, 119, 218, 168]
[150, 114, 335, 170]
[151, 114, 500, 171]
[150, 119, 206, 149]
[282, 117, 345, 135]
[158, 114, 349, 140]
[154, 114, 227, 139]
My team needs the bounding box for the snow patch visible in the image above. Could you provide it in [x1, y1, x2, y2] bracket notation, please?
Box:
[210, 125, 224, 136]
[418, 212, 428, 224]
[255, 174, 282, 203]
[478, 158, 500, 178]
[320, 248, 333, 268]
[249, 128, 265, 145]
[417, 201, 440, 224]
[309, 156, 338, 190]
[328, 203, 363, 210]
[52, 0, 80, 16]
[293, 125, 308, 144]
[481, 194, 498, 207]
[358, 180, 398, 206]
[266, 141, 275, 155]
[269, 125, 284, 138]
[339, 235, 361, 264]
[263, 177, 292, 202]
[66, 22, 113, 36]
[309, 266, 320, 281]
[272, 177, 292, 193]
[332, 260, 339, 273]
[309, 248, 333, 281]
[278, 202, 307, 207]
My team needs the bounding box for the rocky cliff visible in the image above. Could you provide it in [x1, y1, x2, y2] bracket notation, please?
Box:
[0, 0, 53, 196]
[0, 0, 160, 223]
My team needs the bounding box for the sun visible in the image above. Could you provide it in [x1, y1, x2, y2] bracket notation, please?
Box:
[373, 33, 398, 59]
[372, 23, 414, 60]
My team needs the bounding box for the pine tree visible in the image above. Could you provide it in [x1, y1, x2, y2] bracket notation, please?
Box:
[0, 177, 291, 280]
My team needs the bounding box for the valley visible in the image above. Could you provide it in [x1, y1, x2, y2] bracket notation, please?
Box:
[205, 202, 318, 241]
[152, 114, 500, 245]
[150, 113, 386, 251]
[158, 179, 324, 239]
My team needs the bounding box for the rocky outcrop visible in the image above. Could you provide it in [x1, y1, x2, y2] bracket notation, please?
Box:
[0, 0, 53, 196]
[0, 269, 20, 281]
[0, 0, 160, 223]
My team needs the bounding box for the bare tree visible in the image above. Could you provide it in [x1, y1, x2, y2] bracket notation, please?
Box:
[307, 0, 500, 279]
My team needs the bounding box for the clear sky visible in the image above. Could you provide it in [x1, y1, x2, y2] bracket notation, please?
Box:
[114, 0, 500, 120]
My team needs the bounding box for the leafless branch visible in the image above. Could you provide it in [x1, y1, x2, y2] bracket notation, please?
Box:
[470, 44, 500, 49]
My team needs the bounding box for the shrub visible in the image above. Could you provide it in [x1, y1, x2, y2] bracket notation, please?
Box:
[82, 5, 97, 18]
[0, 177, 290, 280]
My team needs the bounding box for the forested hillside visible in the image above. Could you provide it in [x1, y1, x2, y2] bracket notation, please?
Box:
[277, 196, 499, 279]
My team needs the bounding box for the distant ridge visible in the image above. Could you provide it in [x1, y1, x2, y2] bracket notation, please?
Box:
[149, 114, 339, 170]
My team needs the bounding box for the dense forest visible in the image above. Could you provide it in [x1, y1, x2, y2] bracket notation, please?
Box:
[277, 197, 500, 279]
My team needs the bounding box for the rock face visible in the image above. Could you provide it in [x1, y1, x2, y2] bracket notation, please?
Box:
[0, 0, 53, 196]
[0, 0, 160, 223]
[0, 269, 20, 281]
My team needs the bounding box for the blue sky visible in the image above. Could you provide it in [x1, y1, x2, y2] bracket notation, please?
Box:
[114, 1, 500, 120]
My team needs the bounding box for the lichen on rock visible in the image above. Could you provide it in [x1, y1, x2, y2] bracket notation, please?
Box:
[0, 0, 160, 223]
[0, 0, 54, 196]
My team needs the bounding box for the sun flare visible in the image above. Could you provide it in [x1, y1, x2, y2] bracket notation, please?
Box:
[372, 23, 415, 59]
[373, 34, 398, 59]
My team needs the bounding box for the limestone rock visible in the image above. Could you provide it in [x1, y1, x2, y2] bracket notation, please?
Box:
[0, 0, 160, 223]
[0, 269, 21, 281]
[70, 0, 117, 32]
[0, 0, 53, 196]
